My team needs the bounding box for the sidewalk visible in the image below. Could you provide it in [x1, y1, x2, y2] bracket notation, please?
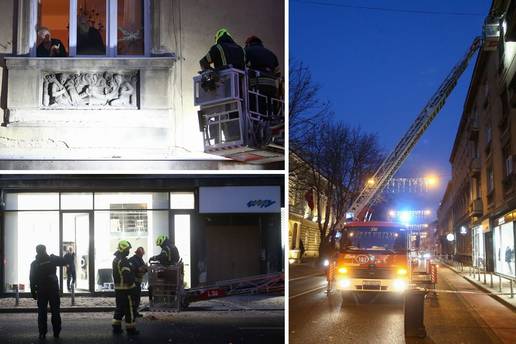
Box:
[439, 259, 516, 311]
[0, 294, 284, 313]
[429, 263, 516, 343]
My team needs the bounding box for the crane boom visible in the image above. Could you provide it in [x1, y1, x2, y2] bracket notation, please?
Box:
[347, 37, 483, 218]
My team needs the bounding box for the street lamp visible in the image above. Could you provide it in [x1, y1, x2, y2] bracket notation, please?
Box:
[367, 178, 375, 187]
[424, 175, 438, 187]
[446, 233, 455, 241]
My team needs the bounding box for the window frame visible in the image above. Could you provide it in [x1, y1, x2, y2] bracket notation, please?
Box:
[31, 0, 151, 58]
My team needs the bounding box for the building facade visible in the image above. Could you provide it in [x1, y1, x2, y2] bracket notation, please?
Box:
[0, 0, 284, 169]
[0, 174, 284, 295]
[437, 0, 516, 277]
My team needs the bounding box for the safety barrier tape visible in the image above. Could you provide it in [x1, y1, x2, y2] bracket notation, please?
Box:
[414, 287, 515, 296]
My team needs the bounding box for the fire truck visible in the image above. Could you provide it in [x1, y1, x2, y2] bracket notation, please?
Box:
[329, 221, 411, 294]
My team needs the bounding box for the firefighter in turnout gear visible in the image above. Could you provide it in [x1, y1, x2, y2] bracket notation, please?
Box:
[150, 235, 180, 266]
[112, 240, 139, 335]
[129, 247, 148, 317]
[29, 244, 67, 339]
[199, 28, 246, 71]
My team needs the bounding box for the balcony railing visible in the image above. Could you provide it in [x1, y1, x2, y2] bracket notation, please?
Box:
[469, 158, 481, 177]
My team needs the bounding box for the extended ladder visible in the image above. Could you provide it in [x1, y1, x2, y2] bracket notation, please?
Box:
[347, 37, 483, 218]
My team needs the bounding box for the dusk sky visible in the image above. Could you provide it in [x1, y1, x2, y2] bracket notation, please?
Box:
[290, 0, 492, 219]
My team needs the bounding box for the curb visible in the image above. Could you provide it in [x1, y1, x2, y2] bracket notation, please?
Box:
[440, 261, 516, 312]
[0, 307, 114, 313]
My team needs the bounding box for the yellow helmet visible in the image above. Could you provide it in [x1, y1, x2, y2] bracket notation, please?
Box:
[156, 235, 167, 246]
[118, 240, 132, 252]
[214, 28, 231, 43]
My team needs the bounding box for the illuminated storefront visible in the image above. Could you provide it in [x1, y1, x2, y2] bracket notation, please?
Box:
[493, 213, 515, 277]
[0, 175, 283, 295]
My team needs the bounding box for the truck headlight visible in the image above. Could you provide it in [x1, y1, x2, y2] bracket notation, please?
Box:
[338, 267, 348, 274]
[393, 279, 408, 292]
[338, 278, 351, 289]
[397, 268, 407, 276]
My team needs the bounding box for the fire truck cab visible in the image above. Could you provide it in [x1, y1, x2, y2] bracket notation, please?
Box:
[329, 221, 410, 294]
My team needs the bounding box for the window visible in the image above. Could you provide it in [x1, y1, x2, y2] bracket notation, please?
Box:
[488, 166, 494, 193]
[504, 145, 513, 177]
[485, 124, 492, 144]
[493, 223, 515, 277]
[34, 0, 149, 57]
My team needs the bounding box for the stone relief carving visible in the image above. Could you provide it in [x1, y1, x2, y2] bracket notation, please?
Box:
[42, 71, 138, 109]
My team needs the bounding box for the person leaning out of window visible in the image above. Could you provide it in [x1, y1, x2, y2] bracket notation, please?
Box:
[36, 27, 67, 57]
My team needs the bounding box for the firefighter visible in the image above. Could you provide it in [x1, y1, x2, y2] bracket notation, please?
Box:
[245, 35, 281, 117]
[129, 247, 148, 317]
[29, 244, 67, 339]
[199, 28, 246, 71]
[112, 240, 139, 335]
[150, 235, 180, 266]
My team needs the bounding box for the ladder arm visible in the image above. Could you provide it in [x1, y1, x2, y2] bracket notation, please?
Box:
[348, 37, 483, 218]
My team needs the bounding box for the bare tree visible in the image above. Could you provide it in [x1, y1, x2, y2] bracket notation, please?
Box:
[289, 60, 331, 149]
[292, 120, 384, 257]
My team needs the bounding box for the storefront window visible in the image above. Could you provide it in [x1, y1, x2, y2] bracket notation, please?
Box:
[170, 192, 195, 210]
[94, 210, 168, 291]
[472, 226, 485, 268]
[4, 212, 60, 292]
[94, 192, 169, 209]
[61, 193, 93, 210]
[494, 222, 515, 277]
[175, 214, 191, 288]
[5, 193, 59, 210]
[117, 0, 144, 55]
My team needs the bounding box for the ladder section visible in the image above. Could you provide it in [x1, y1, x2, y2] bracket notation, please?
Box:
[348, 37, 482, 217]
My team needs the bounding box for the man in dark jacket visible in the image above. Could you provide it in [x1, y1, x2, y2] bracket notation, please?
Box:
[150, 235, 180, 266]
[112, 240, 139, 335]
[36, 28, 67, 57]
[29, 244, 67, 339]
[245, 36, 281, 114]
[63, 246, 76, 292]
[129, 247, 148, 316]
[199, 28, 245, 71]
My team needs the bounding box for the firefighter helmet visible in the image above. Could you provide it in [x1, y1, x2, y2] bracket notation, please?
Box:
[117, 240, 132, 252]
[156, 235, 167, 246]
[214, 28, 231, 43]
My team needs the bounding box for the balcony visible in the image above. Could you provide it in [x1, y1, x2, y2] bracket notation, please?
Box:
[468, 119, 479, 140]
[468, 198, 483, 217]
[469, 158, 481, 177]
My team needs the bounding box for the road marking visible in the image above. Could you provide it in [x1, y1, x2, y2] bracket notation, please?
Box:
[289, 285, 327, 300]
[289, 273, 324, 282]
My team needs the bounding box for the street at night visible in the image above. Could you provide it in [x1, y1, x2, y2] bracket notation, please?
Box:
[0, 309, 284, 344]
[289, 263, 516, 344]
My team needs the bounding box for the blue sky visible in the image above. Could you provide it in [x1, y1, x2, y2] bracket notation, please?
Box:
[290, 0, 492, 218]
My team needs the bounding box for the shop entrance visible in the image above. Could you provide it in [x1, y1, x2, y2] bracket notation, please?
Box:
[62, 212, 92, 293]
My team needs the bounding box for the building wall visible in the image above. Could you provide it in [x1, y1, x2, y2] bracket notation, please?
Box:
[438, 0, 516, 273]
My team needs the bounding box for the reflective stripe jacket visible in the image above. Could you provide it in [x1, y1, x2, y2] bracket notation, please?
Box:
[112, 251, 135, 290]
[154, 239, 180, 266]
[200, 35, 245, 70]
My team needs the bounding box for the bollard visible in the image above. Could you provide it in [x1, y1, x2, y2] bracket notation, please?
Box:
[71, 284, 75, 306]
[510, 280, 514, 299]
[499, 275, 502, 293]
[404, 289, 427, 338]
[483, 270, 486, 284]
[15, 284, 19, 307]
[490, 273, 493, 288]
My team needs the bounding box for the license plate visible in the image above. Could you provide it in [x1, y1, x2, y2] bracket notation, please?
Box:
[363, 280, 381, 286]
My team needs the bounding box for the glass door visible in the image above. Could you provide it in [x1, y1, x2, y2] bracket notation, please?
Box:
[62, 212, 92, 293]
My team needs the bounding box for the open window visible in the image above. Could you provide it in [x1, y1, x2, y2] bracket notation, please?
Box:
[34, 0, 150, 57]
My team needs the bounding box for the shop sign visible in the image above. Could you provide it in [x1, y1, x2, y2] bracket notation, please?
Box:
[199, 186, 281, 213]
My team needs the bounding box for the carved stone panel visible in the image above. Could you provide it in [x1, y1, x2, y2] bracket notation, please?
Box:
[41, 71, 139, 109]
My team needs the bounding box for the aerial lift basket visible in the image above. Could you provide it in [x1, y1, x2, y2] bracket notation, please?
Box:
[148, 261, 185, 312]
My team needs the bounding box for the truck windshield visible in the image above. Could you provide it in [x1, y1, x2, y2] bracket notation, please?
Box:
[340, 227, 407, 252]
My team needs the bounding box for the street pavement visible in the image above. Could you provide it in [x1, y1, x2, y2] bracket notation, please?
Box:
[289, 263, 516, 344]
[0, 295, 284, 344]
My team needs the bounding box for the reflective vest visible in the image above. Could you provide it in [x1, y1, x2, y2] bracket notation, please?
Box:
[112, 253, 135, 290]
